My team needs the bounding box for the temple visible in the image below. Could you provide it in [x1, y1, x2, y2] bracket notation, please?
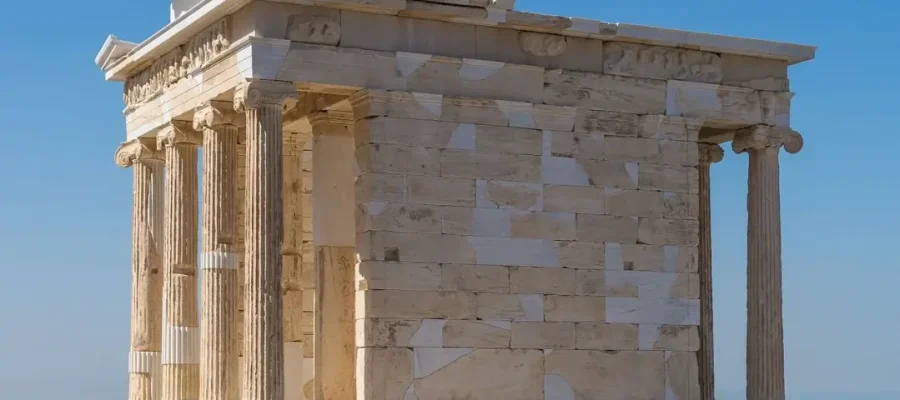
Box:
[97, 1, 815, 399]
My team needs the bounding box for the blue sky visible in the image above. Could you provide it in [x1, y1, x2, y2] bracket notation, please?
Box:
[0, 0, 897, 399]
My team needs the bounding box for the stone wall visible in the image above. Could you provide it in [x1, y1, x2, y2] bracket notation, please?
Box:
[351, 90, 702, 400]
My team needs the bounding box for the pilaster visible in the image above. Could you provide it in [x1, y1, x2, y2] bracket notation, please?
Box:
[310, 111, 356, 400]
[195, 100, 240, 400]
[116, 138, 165, 400]
[282, 130, 308, 400]
[157, 121, 202, 400]
[234, 79, 298, 400]
[733, 125, 803, 400]
[698, 143, 723, 400]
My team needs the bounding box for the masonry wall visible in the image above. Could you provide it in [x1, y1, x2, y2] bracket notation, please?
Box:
[352, 90, 702, 400]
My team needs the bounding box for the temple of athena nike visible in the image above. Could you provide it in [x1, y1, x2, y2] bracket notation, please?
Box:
[96, 0, 814, 399]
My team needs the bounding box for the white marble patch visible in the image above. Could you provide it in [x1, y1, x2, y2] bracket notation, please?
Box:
[497, 100, 536, 128]
[414, 348, 474, 378]
[664, 246, 679, 273]
[447, 123, 477, 150]
[365, 201, 389, 217]
[625, 162, 639, 186]
[604, 243, 624, 270]
[459, 59, 505, 81]
[412, 93, 443, 116]
[404, 383, 418, 400]
[486, 8, 508, 24]
[285, 342, 305, 400]
[474, 209, 513, 237]
[518, 294, 545, 321]
[542, 156, 590, 186]
[565, 18, 600, 35]
[544, 374, 576, 400]
[396, 52, 432, 78]
[606, 297, 700, 325]
[542, 131, 553, 156]
[409, 319, 446, 348]
[470, 237, 560, 267]
[128, 351, 160, 374]
[161, 326, 200, 364]
[638, 324, 662, 350]
[482, 320, 512, 330]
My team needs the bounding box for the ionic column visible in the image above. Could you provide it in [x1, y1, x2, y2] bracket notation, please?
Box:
[116, 138, 165, 400]
[697, 143, 723, 400]
[310, 112, 356, 400]
[732, 126, 803, 400]
[282, 131, 307, 400]
[157, 122, 202, 400]
[195, 102, 240, 400]
[234, 79, 298, 400]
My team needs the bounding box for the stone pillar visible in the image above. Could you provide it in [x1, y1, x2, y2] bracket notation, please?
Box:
[195, 101, 240, 400]
[697, 143, 723, 400]
[116, 138, 165, 400]
[157, 122, 202, 400]
[732, 126, 803, 400]
[310, 112, 356, 400]
[282, 131, 307, 400]
[233, 79, 298, 400]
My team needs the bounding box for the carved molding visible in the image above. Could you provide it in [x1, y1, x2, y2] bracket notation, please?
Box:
[604, 42, 723, 83]
[157, 121, 202, 150]
[115, 137, 164, 167]
[193, 101, 237, 131]
[233, 80, 298, 111]
[698, 143, 724, 164]
[519, 32, 567, 57]
[732, 125, 803, 154]
[124, 18, 230, 110]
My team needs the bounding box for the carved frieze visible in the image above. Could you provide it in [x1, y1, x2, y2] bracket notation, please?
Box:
[124, 18, 231, 110]
[287, 15, 341, 45]
[604, 42, 723, 83]
[519, 32, 567, 57]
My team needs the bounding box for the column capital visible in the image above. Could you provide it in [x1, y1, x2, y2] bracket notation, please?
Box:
[698, 143, 724, 165]
[308, 111, 354, 136]
[157, 121, 201, 150]
[193, 100, 238, 131]
[115, 137, 164, 167]
[732, 125, 803, 155]
[233, 79, 298, 112]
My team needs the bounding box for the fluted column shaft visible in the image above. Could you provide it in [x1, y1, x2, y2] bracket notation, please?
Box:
[158, 123, 202, 400]
[733, 126, 803, 400]
[310, 113, 356, 400]
[698, 144, 723, 400]
[235, 80, 298, 400]
[117, 139, 165, 400]
[282, 132, 307, 400]
[197, 102, 240, 400]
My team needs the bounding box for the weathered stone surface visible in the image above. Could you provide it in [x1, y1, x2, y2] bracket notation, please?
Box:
[477, 180, 543, 211]
[666, 80, 762, 127]
[606, 188, 664, 218]
[286, 12, 341, 45]
[365, 232, 476, 263]
[412, 349, 543, 399]
[477, 293, 544, 321]
[545, 350, 666, 399]
[511, 321, 576, 349]
[442, 320, 511, 348]
[579, 159, 639, 189]
[663, 192, 699, 220]
[357, 261, 443, 291]
[605, 243, 698, 273]
[407, 175, 475, 206]
[604, 270, 697, 299]
[469, 237, 561, 267]
[555, 241, 604, 269]
[519, 32, 568, 57]
[358, 347, 413, 400]
[666, 351, 701, 400]
[639, 115, 703, 141]
[441, 207, 512, 237]
[475, 26, 604, 73]
[510, 267, 576, 295]
[638, 164, 694, 193]
[357, 202, 442, 233]
[509, 211, 577, 240]
[604, 42, 722, 83]
[544, 295, 605, 322]
[475, 125, 544, 155]
[442, 150, 542, 182]
[641, 325, 700, 351]
[442, 264, 510, 293]
[357, 318, 423, 347]
[638, 218, 700, 246]
[544, 69, 667, 113]
[361, 290, 477, 319]
[356, 173, 406, 203]
[543, 185, 605, 214]
[340, 11, 476, 59]
[574, 109, 643, 135]
[605, 297, 700, 325]
[721, 53, 789, 91]
[576, 214, 639, 243]
[761, 91, 792, 127]
[357, 143, 441, 176]
[575, 322, 638, 350]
